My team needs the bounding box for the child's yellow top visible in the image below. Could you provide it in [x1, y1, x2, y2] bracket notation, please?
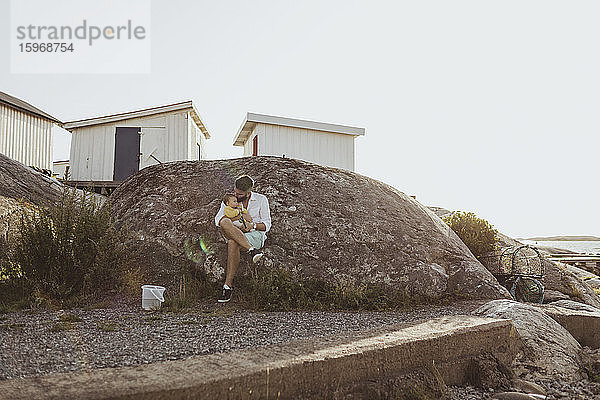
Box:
[224, 205, 241, 219]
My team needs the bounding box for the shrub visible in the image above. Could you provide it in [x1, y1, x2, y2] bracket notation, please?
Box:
[4, 188, 130, 306]
[50, 321, 75, 332]
[442, 211, 498, 259]
[0, 227, 22, 282]
[1, 204, 32, 309]
[0, 255, 15, 291]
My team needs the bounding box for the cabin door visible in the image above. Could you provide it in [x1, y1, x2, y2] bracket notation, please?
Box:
[139, 127, 166, 169]
[113, 127, 141, 181]
[252, 135, 258, 156]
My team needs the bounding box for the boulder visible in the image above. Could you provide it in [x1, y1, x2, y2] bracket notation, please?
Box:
[562, 264, 600, 292]
[536, 300, 600, 349]
[107, 156, 511, 300]
[476, 299, 584, 381]
[0, 152, 104, 209]
[0, 152, 66, 208]
[549, 299, 600, 313]
[543, 259, 600, 308]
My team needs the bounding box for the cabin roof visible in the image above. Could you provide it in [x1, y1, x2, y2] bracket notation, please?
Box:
[233, 112, 365, 146]
[0, 91, 62, 124]
[63, 101, 210, 139]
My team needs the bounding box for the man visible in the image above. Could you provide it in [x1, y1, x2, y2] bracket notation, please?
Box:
[214, 175, 271, 303]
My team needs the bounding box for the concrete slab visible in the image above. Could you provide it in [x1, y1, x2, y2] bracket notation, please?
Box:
[537, 302, 600, 349]
[0, 316, 519, 400]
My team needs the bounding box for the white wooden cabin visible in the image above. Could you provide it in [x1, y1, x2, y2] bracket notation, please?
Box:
[0, 91, 61, 171]
[233, 113, 365, 171]
[63, 101, 210, 190]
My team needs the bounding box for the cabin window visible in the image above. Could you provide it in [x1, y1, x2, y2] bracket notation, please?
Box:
[252, 135, 258, 156]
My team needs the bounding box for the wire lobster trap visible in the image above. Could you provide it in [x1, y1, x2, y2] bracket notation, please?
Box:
[480, 245, 544, 279]
[480, 245, 545, 303]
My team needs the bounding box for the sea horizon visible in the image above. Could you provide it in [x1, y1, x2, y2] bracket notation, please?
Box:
[520, 239, 600, 255]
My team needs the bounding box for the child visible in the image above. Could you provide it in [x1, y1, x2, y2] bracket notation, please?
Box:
[222, 194, 253, 230]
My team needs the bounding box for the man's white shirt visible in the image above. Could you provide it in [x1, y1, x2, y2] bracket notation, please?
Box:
[214, 191, 272, 240]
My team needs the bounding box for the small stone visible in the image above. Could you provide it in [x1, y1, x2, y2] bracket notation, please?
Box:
[511, 379, 547, 396]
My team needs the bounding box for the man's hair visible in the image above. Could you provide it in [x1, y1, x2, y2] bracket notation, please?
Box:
[235, 175, 254, 192]
[222, 193, 236, 204]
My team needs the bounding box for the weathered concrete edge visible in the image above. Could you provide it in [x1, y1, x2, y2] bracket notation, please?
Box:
[1, 316, 519, 400]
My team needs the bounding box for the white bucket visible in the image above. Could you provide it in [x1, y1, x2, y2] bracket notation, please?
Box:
[141, 285, 166, 311]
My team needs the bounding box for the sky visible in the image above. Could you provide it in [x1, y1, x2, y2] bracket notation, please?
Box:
[1, 0, 599, 239]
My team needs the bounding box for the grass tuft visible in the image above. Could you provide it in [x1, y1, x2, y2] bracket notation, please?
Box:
[143, 315, 163, 322]
[50, 321, 74, 332]
[1, 322, 25, 331]
[177, 320, 199, 325]
[59, 314, 83, 323]
[235, 267, 442, 312]
[97, 321, 118, 332]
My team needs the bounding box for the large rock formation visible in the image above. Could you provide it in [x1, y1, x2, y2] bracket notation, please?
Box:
[543, 259, 600, 308]
[0, 152, 66, 208]
[107, 156, 510, 300]
[476, 299, 585, 381]
[0, 153, 67, 244]
[0, 152, 104, 208]
[560, 264, 600, 293]
[0, 153, 106, 242]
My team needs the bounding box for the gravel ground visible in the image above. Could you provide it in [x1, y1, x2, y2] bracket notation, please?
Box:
[1, 300, 596, 399]
[0, 302, 477, 380]
[541, 378, 600, 399]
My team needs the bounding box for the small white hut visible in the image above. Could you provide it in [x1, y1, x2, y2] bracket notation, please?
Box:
[63, 101, 210, 189]
[0, 91, 61, 171]
[233, 112, 365, 171]
[52, 159, 70, 180]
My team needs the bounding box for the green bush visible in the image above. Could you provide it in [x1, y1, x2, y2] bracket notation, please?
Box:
[2, 188, 130, 307]
[0, 235, 16, 281]
[442, 211, 498, 259]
